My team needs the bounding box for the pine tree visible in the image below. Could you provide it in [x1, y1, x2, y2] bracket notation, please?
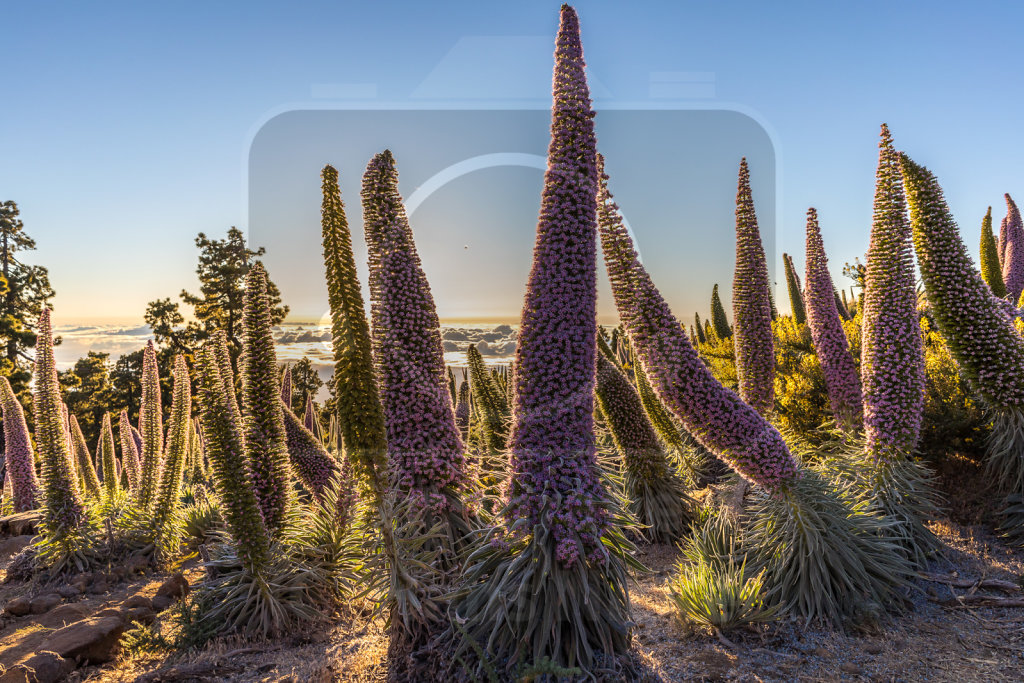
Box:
[0, 201, 56, 401]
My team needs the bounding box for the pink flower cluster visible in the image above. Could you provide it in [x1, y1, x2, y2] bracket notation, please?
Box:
[599, 170, 799, 494]
[362, 151, 467, 504]
[505, 5, 610, 568]
[804, 208, 864, 430]
[861, 125, 924, 461]
[281, 401, 345, 502]
[1001, 194, 1024, 303]
[731, 159, 775, 416]
[0, 377, 39, 512]
[900, 154, 1024, 408]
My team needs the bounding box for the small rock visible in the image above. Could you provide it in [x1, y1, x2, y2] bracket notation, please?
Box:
[123, 595, 152, 610]
[0, 511, 41, 536]
[813, 647, 829, 658]
[56, 584, 80, 599]
[88, 580, 108, 595]
[70, 574, 91, 593]
[15, 651, 73, 683]
[3, 597, 30, 617]
[40, 615, 127, 664]
[863, 642, 884, 655]
[151, 595, 173, 612]
[38, 603, 89, 628]
[840, 662, 861, 674]
[123, 606, 157, 625]
[0, 536, 32, 560]
[0, 666, 29, 683]
[29, 593, 62, 615]
[93, 608, 122, 620]
[155, 573, 189, 601]
[126, 555, 149, 574]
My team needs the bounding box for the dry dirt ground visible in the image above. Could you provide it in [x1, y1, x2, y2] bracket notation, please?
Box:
[2, 505, 1023, 681]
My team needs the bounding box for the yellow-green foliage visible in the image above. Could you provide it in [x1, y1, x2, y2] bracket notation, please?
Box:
[919, 315, 986, 457]
[697, 334, 737, 391]
[772, 317, 831, 439]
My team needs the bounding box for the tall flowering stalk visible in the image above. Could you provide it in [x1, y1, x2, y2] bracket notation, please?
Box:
[595, 351, 690, 542]
[362, 151, 468, 511]
[710, 284, 731, 339]
[150, 355, 192, 541]
[1002, 194, 1024, 302]
[466, 344, 509, 455]
[302, 393, 322, 441]
[804, 208, 863, 430]
[34, 309, 87, 537]
[599, 167, 797, 492]
[321, 163, 388, 503]
[502, 14, 609, 565]
[134, 341, 163, 510]
[281, 401, 345, 503]
[98, 413, 119, 501]
[119, 410, 141, 492]
[693, 313, 707, 344]
[69, 415, 101, 500]
[732, 159, 775, 416]
[861, 125, 924, 461]
[900, 154, 1024, 503]
[280, 365, 293, 409]
[783, 253, 806, 324]
[454, 10, 635, 678]
[980, 207, 1007, 299]
[241, 263, 294, 534]
[0, 376, 39, 512]
[600, 152, 911, 622]
[454, 380, 470, 440]
[195, 345, 270, 572]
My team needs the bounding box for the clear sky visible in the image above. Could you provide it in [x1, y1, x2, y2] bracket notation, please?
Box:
[2, 1, 1021, 324]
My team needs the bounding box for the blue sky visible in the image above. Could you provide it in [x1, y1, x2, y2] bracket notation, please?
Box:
[2, 1, 1020, 323]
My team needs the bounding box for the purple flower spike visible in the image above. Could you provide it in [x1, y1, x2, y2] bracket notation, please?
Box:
[118, 410, 141, 492]
[504, 5, 610, 569]
[0, 377, 39, 512]
[900, 154, 1024, 409]
[135, 340, 163, 509]
[1001, 194, 1024, 302]
[861, 125, 924, 462]
[241, 263, 294, 534]
[33, 308, 86, 533]
[804, 208, 864, 430]
[732, 159, 775, 416]
[362, 151, 467, 508]
[599, 165, 799, 494]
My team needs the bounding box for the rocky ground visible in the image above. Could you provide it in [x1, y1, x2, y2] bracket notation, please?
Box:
[0, 480, 1022, 681]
